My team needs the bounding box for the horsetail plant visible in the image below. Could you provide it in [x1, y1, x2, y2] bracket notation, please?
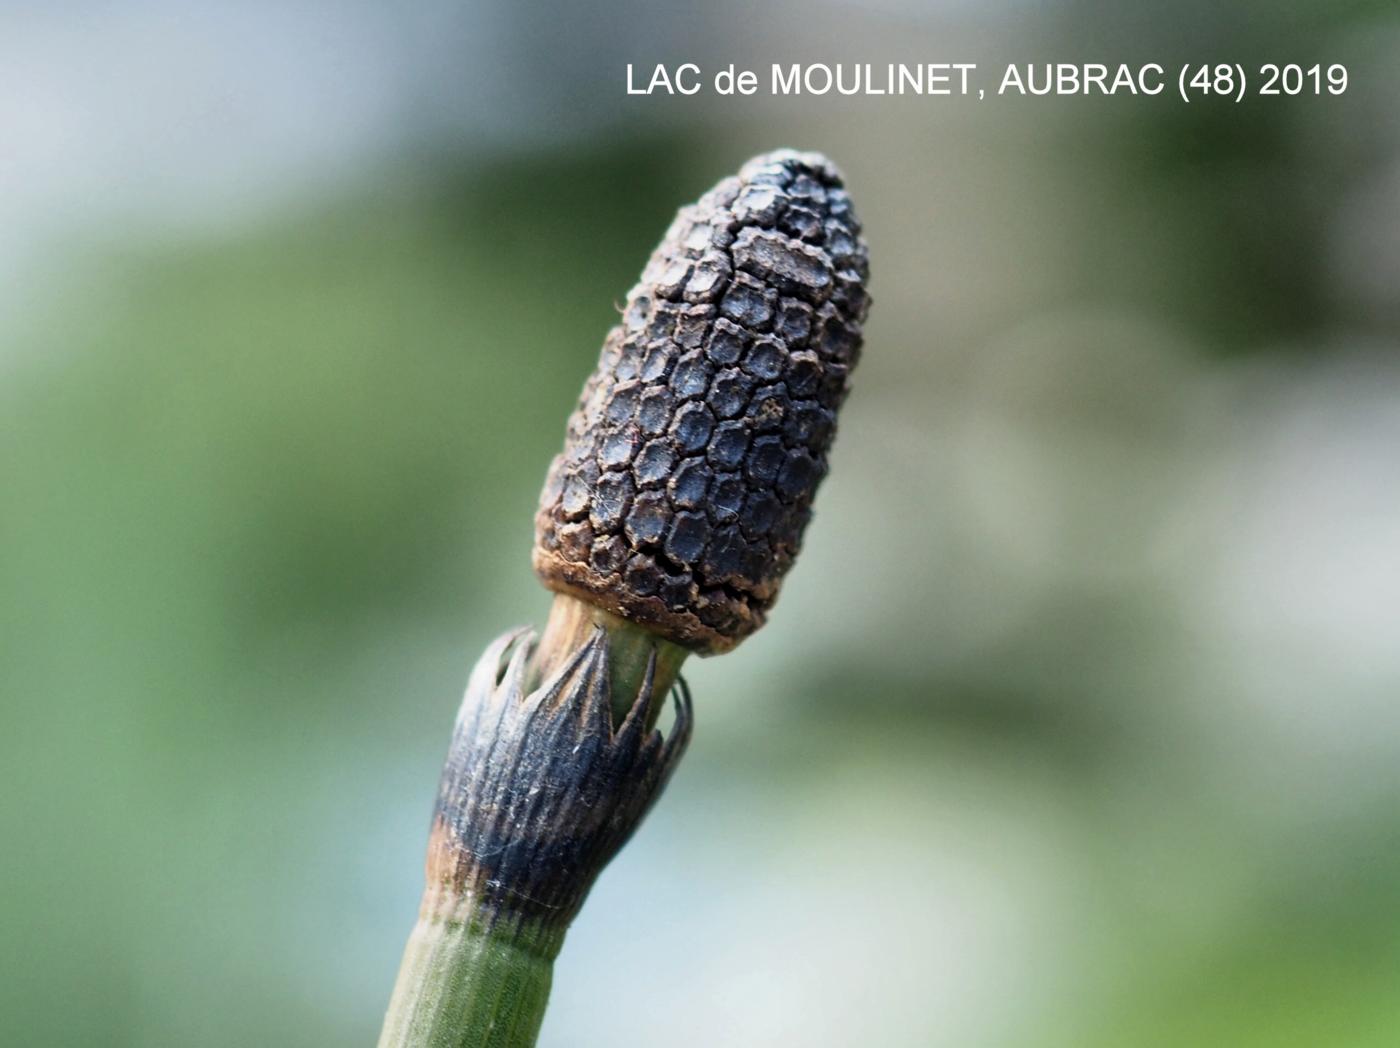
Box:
[377, 150, 870, 1048]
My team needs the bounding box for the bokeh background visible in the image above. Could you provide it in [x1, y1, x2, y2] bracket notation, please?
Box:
[4, 3, 1399, 1046]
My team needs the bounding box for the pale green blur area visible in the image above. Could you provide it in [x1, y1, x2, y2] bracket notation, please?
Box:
[3, 3, 1399, 1046]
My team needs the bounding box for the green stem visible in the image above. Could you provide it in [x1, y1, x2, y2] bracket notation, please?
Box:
[378, 893, 565, 1048]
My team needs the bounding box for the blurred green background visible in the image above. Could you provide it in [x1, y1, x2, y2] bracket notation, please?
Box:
[4, 3, 1399, 1046]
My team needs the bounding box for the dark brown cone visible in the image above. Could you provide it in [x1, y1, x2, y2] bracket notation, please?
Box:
[534, 150, 870, 654]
